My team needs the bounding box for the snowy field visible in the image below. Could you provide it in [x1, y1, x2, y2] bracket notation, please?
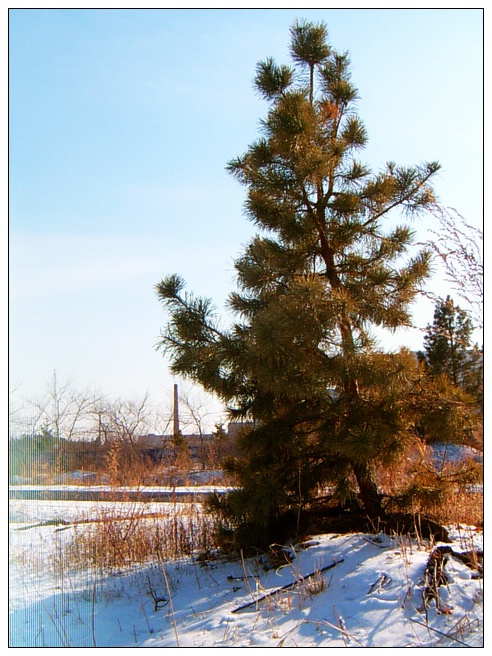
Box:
[9, 493, 483, 648]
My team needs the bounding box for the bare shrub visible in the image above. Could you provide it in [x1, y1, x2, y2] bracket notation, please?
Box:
[425, 206, 483, 329]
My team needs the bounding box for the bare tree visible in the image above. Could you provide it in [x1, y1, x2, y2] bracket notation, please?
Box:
[99, 392, 154, 450]
[176, 383, 226, 470]
[21, 372, 102, 475]
[88, 393, 159, 484]
[29, 372, 99, 442]
[426, 206, 483, 329]
[88, 398, 113, 445]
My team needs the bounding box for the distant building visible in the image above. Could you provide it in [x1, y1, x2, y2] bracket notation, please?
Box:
[138, 421, 250, 465]
[226, 422, 255, 440]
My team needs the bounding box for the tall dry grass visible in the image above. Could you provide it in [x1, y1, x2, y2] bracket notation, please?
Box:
[377, 446, 483, 528]
[62, 501, 218, 576]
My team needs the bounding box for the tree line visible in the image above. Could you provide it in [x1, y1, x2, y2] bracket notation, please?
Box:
[9, 375, 228, 481]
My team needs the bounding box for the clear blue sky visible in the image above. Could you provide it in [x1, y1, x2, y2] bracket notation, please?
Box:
[9, 8, 483, 415]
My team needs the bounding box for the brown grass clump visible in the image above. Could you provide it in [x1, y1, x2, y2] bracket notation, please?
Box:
[378, 444, 483, 529]
[424, 489, 483, 528]
[62, 501, 217, 575]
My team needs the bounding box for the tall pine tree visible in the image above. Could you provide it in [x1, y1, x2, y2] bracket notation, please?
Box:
[156, 21, 475, 548]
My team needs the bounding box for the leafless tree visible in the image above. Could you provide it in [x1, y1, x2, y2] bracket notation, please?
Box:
[98, 392, 155, 450]
[28, 371, 99, 441]
[426, 206, 483, 329]
[176, 383, 226, 470]
[19, 372, 102, 475]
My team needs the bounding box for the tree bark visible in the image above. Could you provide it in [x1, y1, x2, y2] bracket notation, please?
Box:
[312, 178, 383, 518]
[351, 459, 383, 518]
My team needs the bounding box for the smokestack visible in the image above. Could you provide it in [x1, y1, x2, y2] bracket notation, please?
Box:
[173, 384, 180, 436]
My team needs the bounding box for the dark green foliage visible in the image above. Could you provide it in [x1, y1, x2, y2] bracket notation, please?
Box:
[422, 296, 473, 381]
[9, 429, 59, 479]
[419, 296, 483, 402]
[255, 57, 293, 100]
[156, 22, 478, 550]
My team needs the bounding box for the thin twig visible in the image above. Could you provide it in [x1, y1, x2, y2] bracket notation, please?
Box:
[333, 604, 348, 646]
[408, 617, 472, 647]
[315, 618, 365, 647]
[160, 559, 179, 647]
[91, 580, 97, 647]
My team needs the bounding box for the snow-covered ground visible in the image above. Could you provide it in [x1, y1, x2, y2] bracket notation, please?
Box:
[9, 493, 483, 648]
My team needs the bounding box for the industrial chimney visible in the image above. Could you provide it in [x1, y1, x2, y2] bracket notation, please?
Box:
[173, 383, 180, 437]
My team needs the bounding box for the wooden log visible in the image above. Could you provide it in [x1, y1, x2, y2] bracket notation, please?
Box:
[422, 545, 483, 615]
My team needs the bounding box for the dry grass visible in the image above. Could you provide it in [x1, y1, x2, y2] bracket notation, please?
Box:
[305, 569, 327, 596]
[62, 501, 218, 576]
[377, 444, 483, 529]
[426, 489, 483, 528]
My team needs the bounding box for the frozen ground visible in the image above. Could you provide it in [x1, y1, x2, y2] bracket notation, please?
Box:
[9, 493, 483, 648]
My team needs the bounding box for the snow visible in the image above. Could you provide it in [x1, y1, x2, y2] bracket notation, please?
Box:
[9, 490, 483, 648]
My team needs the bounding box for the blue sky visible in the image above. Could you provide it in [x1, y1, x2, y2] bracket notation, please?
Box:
[9, 7, 483, 417]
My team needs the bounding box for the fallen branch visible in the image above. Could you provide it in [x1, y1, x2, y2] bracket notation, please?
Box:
[409, 618, 472, 647]
[231, 558, 344, 613]
[15, 511, 171, 531]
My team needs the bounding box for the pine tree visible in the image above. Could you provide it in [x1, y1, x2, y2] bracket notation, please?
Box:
[155, 21, 476, 547]
[420, 296, 483, 402]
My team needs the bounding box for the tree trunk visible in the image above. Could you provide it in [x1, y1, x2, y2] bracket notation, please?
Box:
[351, 459, 383, 518]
